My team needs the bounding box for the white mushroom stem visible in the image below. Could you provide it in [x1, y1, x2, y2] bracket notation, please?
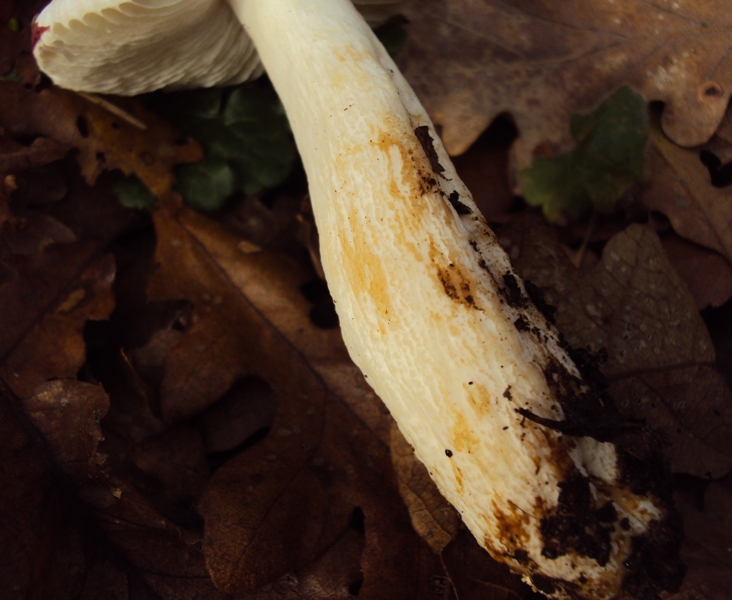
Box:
[232, 1, 679, 599]
[32, 0, 680, 596]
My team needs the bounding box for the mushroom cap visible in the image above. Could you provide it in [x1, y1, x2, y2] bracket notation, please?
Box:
[33, 0, 262, 95]
[33, 0, 404, 96]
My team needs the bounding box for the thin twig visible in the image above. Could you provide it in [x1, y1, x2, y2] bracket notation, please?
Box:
[75, 91, 148, 130]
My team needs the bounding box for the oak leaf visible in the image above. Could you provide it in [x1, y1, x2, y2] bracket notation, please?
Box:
[440, 528, 532, 600]
[0, 379, 225, 599]
[501, 215, 732, 476]
[0, 242, 115, 398]
[666, 478, 732, 600]
[643, 120, 732, 264]
[0, 380, 114, 599]
[150, 208, 444, 596]
[661, 235, 732, 310]
[390, 422, 460, 554]
[0, 83, 202, 200]
[399, 0, 732, 168]
[0, 136, 69, 174]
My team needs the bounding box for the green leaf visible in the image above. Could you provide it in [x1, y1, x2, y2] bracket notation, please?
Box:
[175, 160, 236, 212]
[148, 79, 296, 210]
[521, 86, 649, 219]
[113, 174, 157, 210]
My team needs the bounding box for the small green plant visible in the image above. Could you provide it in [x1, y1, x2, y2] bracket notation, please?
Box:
[521, 86, 649, 219]
[161, 80, 296, 211]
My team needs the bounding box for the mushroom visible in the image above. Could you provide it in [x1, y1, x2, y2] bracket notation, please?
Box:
[33, 1, 684, 598]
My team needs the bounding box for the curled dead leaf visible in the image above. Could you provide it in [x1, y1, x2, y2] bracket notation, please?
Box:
[0, 136, 69, 174]
[441, 528, 532, 600]
[24, 379, 110, 480]
[643, 120, 732, 264]
[501, 214, 732, 477]
[661, 235, 732, 310]
[390, 421, 460, 554]
[0, 83, 202, 201]
[0, 242, 115, 398]
[1, 378, 225, 598]
[666, 478, 732, 600]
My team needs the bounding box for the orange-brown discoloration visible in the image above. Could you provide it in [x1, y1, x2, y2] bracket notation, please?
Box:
[450, 461, 464, 493]
[339, 225, 392, 331]
[373, 129, 438, 206]
[487, 498, 533, 555]
[451, 412, 481, 453]
[424, 309, 463, 340]
[334, 128, 449, 326]
[465, 382, 493, 415]
[329, 45, 379, 90]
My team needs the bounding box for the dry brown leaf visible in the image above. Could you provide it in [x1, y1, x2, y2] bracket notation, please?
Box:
[701, 134, 732, 168]
[441, 528, 532, 600]
[0, 379, 223, 599]
[148, 209, 288, 422]
[222, 195, 304, 254]
[643, 121, 732, 264]
[0, 0, 45, 80]
[199, 429, 357, 594]
[130, 425, 211, 505]
[390, 421, 460, 554]
[1, 209, 76, 255]
[8, 162, 67, 208]
[198, 376, 279, 454]
[25, 380, 109, 480]
[501, 214, 732, 477]
[661, 235, 732, 310]
[0, 137, 69, 174]
[399, 0, 732, 166]
[0, 177, 11, 232]
[713, 101, 732, 146]
[0, 242, 115, 398]
[450, 119, 516, 220]
[0, 379, 113, 599]
[97, 350, 167, 445]
[150, 208, 444, 596]
[37, 165, 140, 243]
[664, 478, 732, 600]
[25, 380, 228, 599]
[240, 527, 366, 600]
[0, 82, 202, 199]
[150, 210, 390, 443]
